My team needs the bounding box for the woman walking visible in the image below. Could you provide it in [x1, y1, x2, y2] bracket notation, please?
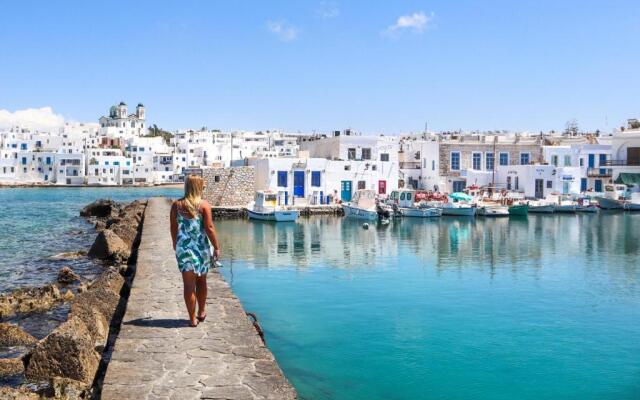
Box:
[170, 175, 221, 327]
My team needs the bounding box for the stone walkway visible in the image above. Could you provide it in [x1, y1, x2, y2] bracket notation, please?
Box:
[101, 197, 297, 400]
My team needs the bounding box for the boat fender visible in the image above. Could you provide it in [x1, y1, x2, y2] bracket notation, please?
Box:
[362, 223, 369, 230]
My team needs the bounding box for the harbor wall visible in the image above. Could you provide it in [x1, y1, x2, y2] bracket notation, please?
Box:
[203, 166, 255, 207]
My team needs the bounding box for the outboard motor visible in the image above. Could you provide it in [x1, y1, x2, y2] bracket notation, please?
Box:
[376, 204, 391, 221]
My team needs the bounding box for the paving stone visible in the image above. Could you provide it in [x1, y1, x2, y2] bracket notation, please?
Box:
[101, 198, 296, 399]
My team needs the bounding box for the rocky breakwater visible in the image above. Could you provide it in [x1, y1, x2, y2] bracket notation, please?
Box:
[0, 199, 147, 399]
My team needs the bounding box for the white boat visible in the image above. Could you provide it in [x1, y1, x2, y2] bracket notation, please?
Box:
[440, 202, 476, 216]
[476, 204, 509, 217]
[555, 201, 578, 213]
[343, 189, 379, 221]
[389, 189, 442, 218]
[400, 207, 443, 218]
[247, 191, 299, 222]
[623, 193, 640, 211]
[528, 200, 555, 213]
[576, 198, 598, 213]
[596, 184, 627, 210]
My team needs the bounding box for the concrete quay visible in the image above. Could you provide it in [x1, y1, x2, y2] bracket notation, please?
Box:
[101, 197, 297, 400]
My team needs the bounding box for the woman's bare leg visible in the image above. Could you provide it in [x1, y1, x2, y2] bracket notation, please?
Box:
[181, 271, 198, 326]
[196, 274, 207, 319]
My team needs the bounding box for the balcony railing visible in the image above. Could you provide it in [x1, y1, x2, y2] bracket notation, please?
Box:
[603, 159, 640, 166]
[587, 168, 612, 177]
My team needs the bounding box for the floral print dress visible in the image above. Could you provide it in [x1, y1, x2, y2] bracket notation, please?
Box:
[175, 209, 212, 276]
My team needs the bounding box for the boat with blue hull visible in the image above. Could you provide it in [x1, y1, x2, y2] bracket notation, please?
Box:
[343, 189, 379, 221]
[247, 191, 299, 222]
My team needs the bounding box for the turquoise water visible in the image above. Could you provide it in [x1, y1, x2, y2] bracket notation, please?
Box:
[1, 189, 639, 398]
[217, 215, 640, 400]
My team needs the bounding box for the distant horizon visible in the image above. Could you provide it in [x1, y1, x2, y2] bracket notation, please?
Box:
[1, 1, 638, 134]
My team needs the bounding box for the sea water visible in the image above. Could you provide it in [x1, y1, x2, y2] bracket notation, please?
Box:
[216, 214, 640, 400]
[1, 189, 639, 398]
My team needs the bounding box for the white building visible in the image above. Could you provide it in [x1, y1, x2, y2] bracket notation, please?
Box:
[609, 119, 640, 186]
[98, 102, 146, 138]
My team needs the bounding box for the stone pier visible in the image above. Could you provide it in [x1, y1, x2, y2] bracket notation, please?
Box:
[101, 197, 297, 400]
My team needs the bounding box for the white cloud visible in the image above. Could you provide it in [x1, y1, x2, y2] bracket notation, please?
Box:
[267, 20, 299, 42]
[317, 1, 340, 19]
[0, 107, 65, 130]
[383, 11, 434, 36]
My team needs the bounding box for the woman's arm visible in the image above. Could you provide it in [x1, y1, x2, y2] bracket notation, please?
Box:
[170, 201, 178, 251]
[200, 201, 221, 259]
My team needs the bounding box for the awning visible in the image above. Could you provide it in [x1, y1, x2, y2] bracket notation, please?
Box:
[614, 173, 640, 185]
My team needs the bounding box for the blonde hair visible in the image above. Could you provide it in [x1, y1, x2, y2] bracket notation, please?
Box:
[182, 175, 205, 218]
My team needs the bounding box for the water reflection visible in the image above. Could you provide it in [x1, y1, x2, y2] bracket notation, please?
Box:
[218, 214, 640, 285]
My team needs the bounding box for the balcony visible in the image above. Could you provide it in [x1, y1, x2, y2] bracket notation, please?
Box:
[603, 159, 640, 167]
[587, 168, 612, 177]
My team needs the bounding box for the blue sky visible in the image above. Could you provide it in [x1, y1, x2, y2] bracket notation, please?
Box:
[1, 0, 639, 133]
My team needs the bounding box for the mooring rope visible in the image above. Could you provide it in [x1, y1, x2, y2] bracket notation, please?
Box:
[246, 312, 265, 344]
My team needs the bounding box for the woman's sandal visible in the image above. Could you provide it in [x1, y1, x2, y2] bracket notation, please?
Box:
[197, 313, 207, 322]
[189, 320, 199, 328]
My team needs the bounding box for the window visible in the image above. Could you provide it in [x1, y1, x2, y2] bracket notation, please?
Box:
[499, 152, 509, 166]
[361, 148, 371, 160]
[372, 165, 377, 171]
[311, 171, 321, 187]
[551, 155, 558, 166]
[381, 153, 389, 162]
[214, 175, 220, 182]
[451, 152, 460, 171]
[358, 180, 366, 190]
[486, 153, 494, 171]
[579, 158, 584, 167]
[432, 160, 435, 171]
[344, 165, 351, 171]
[507, 176, 512, 190]
[520, 153, 530, 165]
[105, 161, 109, 165]
[21, 157, 27, 165]
[472, 153, 481, 170]
[515, 177, 519, 190]
[547, 180, 553, 189]
[277, 171, 288, 187]
[348, 148, 356, 160]
[564, 155, 571, 166]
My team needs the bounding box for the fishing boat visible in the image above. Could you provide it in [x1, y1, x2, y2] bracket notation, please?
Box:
[528, 200, 555, 213]
[247, 191, 300, 222]
[508, 203, 529, 216]
[441, 192, 476, 216]
[555, 198, 578, 213]
[596, 184, 627, 210]
[575, 198, 598, 213]
[623, 193, 640, 211]
[476, 204, 509, 217]
[389, 189, 442, 218]
[343, 189, 379, 221]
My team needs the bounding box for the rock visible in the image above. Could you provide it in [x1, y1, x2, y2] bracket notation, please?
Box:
[49, 251, 87, 261]
[48, 376, 90, 400]
[0, 284, 63, 319]
[63, 289, 75, 301]
[57, 267, 80, 284]
[0, 358, 25, 377]
[68, 301, 109, 345]
[77, 283, 88, 293]
[72, 268, 125, 323]
[94, 219, 107, 231]
[0, 323, 37, 347]
[25, 316, 101, 384]
[0, 387, 39, 400]
[109, 201, 146, 248]
[80, 199, 122, 218]
[87, 229, 130, 263]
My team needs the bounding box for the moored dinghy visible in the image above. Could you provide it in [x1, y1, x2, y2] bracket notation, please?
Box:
[508, 203, 529, 216]
[528, 200, 555, 213]
[441, 192, 476, 217]
[596, 184, 627, 210]
[389, 189, 442, 218]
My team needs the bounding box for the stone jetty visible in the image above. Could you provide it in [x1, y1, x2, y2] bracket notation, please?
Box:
[101, 197, 297, 399]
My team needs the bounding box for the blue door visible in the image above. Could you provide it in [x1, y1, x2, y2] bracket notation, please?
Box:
[580, 178, 587, 192]
[293, 171, 305, 197]
[452, 181, 465, 192]
[588, 154, 595, 168]
[594, 179, 602, 192]
[341, 180, 352, 202]
[599, 154, 607, 175]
